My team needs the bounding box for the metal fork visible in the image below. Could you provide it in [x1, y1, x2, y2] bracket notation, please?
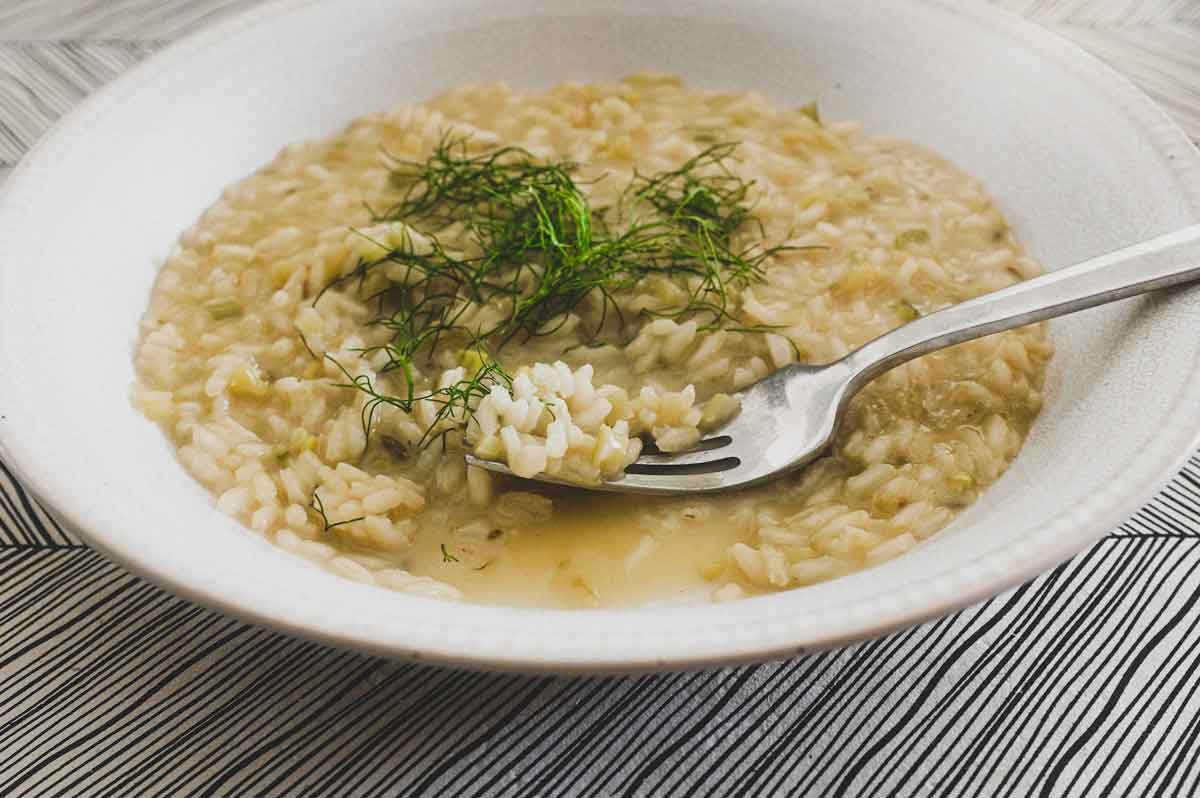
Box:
[467, 225, 1200, 495]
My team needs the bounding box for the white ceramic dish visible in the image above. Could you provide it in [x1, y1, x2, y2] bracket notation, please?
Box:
[1, 0, 1198, 673]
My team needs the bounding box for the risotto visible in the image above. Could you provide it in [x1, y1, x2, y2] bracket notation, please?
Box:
[132, 75, 1052, 608]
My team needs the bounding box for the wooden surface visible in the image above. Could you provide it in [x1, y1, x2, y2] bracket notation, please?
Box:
[2, 2, 1200, 796]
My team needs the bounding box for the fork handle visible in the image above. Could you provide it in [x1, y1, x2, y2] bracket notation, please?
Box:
[841, 224, 1200, 390]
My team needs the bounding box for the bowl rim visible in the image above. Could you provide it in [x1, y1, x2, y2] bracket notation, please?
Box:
[1, 0, 1199, 673]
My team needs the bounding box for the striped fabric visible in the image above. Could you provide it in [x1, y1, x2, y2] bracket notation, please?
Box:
[6, 459, 1200, 795]
[2, 3, 1200, 795]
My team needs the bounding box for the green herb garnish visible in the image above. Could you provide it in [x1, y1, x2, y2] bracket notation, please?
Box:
[441, 543, 459, 563]
[325, 135, 803, 343]
[321, 135, 819, 449]
[308, 490, 364, 533]
[295, 326, 320, 360]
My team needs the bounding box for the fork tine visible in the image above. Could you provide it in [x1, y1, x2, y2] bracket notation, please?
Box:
[464, 452, 732, 494]
[595, 469, 735, 495]
[631, 435, 734, 466]
[625, 455, 740, 476]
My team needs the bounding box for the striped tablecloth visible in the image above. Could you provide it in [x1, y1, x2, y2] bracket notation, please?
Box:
[2, 2, 1200, 795]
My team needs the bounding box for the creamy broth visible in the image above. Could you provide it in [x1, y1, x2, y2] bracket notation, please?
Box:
[408, 493, 732, 608]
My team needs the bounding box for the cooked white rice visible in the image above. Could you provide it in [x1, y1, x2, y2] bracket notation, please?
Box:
[132, 74, 1052, 608]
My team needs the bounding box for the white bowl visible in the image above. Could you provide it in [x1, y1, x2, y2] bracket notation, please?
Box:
[1, 0, 1198, 673]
